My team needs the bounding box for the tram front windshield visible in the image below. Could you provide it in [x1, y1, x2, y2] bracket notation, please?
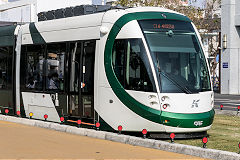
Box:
[138, 19, 211, 93]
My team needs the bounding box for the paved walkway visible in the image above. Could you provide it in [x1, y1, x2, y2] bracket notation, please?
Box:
[0, 120, 207, 160]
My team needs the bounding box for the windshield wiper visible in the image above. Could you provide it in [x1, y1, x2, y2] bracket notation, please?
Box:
[159, 71, 192, 94]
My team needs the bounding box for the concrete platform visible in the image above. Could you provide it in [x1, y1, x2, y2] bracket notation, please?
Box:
[0, 119, 204, 159]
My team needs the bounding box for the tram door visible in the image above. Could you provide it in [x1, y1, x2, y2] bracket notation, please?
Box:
[68, 41, 95, 121]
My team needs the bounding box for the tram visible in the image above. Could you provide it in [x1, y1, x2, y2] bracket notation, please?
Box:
[0, 6, 214, 138]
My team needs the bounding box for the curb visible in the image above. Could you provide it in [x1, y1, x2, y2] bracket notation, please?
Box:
[214, 109, 240, 116]
[0, 115, 240, 160]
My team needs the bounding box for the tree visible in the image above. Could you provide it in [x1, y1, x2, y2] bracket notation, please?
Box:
[200, 0, 221, 82]
[116, 0, 220, 32]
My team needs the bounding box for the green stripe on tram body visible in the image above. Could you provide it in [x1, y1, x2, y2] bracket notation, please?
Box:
[29, 23, 46, 44]
[0, 25, 16, 47]
[161, 109, 215, 128]
[104, 11, 214, 128]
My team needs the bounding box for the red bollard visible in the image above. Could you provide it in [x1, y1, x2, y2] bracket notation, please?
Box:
[118, 125, 123, 134]
[170, 133, 175, 143]
[142, 129, 147, 138]
[202, 137, 208, 148]
[16, 111, 21, 117]
[44, 114, 48, 121]
[60, 117, 64, 124]
[95, 122, 100, 130]
[238, 142, 240, 154]
[5, 109, 9, 115]
[77, 120, 81, 128]
[220, 104, 223, 110]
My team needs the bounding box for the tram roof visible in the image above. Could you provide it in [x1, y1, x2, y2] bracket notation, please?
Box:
[0, 7, 190, 46]
[21, 7, 189, 34]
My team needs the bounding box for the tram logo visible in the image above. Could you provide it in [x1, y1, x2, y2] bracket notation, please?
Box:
[161, 13, 167, 19]
[191, 99, 200, 108]
[194, 121, 203, 126]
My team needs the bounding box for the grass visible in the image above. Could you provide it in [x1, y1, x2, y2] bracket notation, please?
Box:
[174, 114, 240, 153]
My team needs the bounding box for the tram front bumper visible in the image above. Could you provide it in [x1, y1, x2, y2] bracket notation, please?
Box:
[160, 109, 215, 129]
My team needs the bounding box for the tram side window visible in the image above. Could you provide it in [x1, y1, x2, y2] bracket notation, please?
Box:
[69, 42, 81, 93]
[112, 40, 125, 86]
[82, 41, 95, 94]
[112, 39, 155, 92]
[0, 47, 12, 89]
[46, 43, 66, 91]
[24, 45, 44, 90]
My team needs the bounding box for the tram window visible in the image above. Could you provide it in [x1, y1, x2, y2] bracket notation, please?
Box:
[24, 45, 44, 90]
[112, 39, 155, 92]
[0, 47, 12, 89]
[69, 42, 81, 93]
[69, 41, 95, 93]
[46, 43, 66, 91]
[112, 40, 125, 86]
[82, 41, 95, 94]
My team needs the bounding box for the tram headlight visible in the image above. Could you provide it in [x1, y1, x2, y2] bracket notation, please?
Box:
[161, 96, 169, 102]
[161, 96, 165, 101]
[211, 100, 214, 106]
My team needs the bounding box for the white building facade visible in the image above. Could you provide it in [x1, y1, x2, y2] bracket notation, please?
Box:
[0, 0, 104, 23]
[221, 0, 240, 94]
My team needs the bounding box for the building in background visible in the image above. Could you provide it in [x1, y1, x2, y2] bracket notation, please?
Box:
[221, 0, 240, 94]
[0, 0, 105, 23]
[0, 0, 7, 5]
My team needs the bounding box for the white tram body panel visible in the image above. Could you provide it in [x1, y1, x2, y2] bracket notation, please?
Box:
[22, 92, 61, 122]
[158, 92, 213, 114]
[21, 12, 104, 45]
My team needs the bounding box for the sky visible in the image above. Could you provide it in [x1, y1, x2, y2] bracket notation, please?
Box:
[189, 0, 206, 9]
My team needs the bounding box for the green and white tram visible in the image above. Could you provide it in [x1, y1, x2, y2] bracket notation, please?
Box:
[0, 6, 214, 138]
